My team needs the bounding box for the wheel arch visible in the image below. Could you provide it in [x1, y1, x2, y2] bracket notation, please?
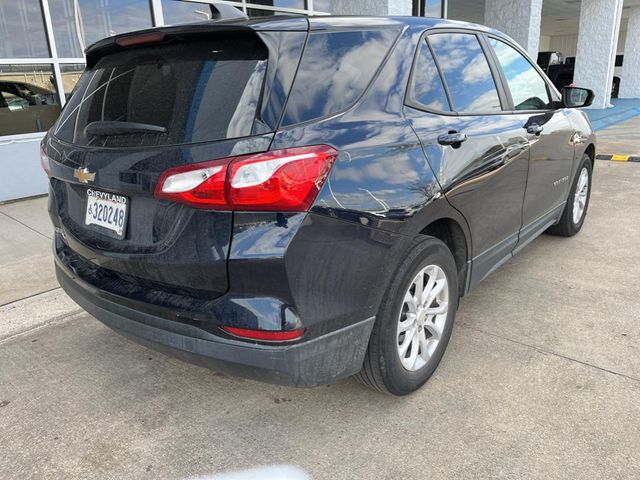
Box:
[584, 143, 595, 168]
[418, 216, 470, 297]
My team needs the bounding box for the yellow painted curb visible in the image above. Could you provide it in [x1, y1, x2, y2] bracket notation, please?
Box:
[611, 154, 630, 161]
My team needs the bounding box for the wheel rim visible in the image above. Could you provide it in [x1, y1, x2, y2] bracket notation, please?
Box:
[572, 167, 589, 225]
[396, 264, 450, 372]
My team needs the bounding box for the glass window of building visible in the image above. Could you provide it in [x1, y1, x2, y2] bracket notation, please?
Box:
[59, 64, 86, 102]
[0, 64, 61, 136]
[413, 0, 444, 17]
[162, 0, 217, 24]
[0, 0, 50, 58]
[424, 0, 444, 17]
[48, 0, 153, 59]
[246, 8, 294, 16]
[251, 0, 306, 9]
[312, 0, 331, 11]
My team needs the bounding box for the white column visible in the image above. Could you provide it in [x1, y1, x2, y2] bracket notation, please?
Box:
[573, 0, 623, 108]
[328, 0, 388, 15]
[619, 7, 640, 99]
[388, 0, 412, 15]
[150, 0, 164, 26]
[484, 0, 543, 59]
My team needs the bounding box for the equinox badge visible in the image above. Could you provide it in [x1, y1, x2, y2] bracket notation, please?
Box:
[74, 167, 95, 184]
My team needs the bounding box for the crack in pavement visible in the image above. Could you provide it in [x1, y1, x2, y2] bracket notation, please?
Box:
[0, 210, 52, 240]
[0, 286, 62, 308]
[459, 322, 640, 385]
[0, 287, 82, 343]
[0, 310, 84, 345]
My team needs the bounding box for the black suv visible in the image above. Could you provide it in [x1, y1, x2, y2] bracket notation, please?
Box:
[43, 16, 595, 395]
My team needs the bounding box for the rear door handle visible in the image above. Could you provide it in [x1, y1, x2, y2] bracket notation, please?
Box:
[526, 124, 544, 135]
[437, 132, 467, 147]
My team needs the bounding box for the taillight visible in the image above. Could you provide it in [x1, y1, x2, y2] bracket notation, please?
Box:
[155, 158, 230, 209]
[154, 145, 338, 211]
[221, 326, 305, 342]
[40, 143, 50, 176]
[228, 145, 337, 211]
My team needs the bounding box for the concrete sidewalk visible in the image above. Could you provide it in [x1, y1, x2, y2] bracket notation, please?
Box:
[0, 196, 80, 340]
[2, 162, 640, 479]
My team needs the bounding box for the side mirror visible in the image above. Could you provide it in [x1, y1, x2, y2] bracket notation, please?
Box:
[562, 87, 594, 108]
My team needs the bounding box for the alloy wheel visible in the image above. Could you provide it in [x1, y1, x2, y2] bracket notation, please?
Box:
[573, 167, 589, 224]
[396, 264, 450, 372]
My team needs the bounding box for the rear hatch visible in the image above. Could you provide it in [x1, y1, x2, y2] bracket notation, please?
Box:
[46, 23, 305, 302]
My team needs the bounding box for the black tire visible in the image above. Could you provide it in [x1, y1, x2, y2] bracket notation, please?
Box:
[355, 237, 458, 396]
[547, 154, 593, 237]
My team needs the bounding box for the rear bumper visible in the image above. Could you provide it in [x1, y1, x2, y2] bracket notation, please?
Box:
[56, 261, 375, 387]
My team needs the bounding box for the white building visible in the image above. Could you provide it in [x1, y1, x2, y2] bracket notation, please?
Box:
[0, 0, 637, 201]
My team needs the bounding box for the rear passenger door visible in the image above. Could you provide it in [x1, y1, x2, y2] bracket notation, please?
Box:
[404, 31, 530, 287]
[486, 36, 575, 249]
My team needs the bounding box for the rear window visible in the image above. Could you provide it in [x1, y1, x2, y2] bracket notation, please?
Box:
[282, 29, 399, 126]
[53, 36, 267, 147]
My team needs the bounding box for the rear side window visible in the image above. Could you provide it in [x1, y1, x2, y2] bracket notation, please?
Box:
[410, 39, 451, 112]
[428, 33, 502, 113]
[53, 36, 267, 147]
[282, 29, 399, 126]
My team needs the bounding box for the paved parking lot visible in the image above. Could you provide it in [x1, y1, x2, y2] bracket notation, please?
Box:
[596, 116, 640, 156]
[2, 160, 640, 479]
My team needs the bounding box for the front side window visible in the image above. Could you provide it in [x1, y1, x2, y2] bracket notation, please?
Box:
[428, 33, 502, 113]
[410, 40, 450, 112]
[489, 38, 552, 111]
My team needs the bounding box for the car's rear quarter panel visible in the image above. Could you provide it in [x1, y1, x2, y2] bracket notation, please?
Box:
[248, 24, 469, 336]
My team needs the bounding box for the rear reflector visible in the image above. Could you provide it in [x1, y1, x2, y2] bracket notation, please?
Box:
[154, 145, 338, 211]
[221, 326, 305, 342]
[116, 32, 165, 47]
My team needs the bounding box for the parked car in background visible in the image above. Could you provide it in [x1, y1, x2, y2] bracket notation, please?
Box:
[546, 54, 623, 98]
[536, 50, 563, 74]
[42, 16, 596, 395]
[0, 81, 57, 108]
[0, 80, 60, 136]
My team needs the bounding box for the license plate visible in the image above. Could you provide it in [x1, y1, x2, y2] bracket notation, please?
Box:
[85, 189, 128, 239]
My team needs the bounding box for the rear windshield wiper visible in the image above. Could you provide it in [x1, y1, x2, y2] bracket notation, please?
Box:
[84, 121, 167, 136]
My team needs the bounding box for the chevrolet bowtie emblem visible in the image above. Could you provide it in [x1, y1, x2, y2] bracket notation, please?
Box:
[73, 167, 95, 184]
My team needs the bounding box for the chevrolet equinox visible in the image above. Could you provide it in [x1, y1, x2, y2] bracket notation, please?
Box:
[43, 15, 596, 395]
